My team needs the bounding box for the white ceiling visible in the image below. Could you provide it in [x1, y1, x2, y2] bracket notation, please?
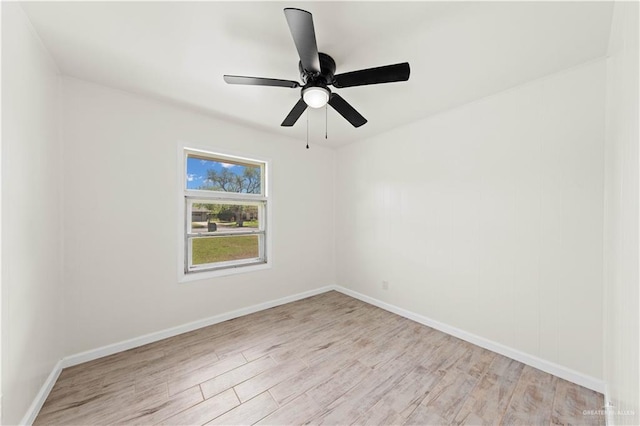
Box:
[20, 1, 613, 148]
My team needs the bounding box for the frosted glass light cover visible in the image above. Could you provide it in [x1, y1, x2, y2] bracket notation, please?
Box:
[303, 87, 329, 108]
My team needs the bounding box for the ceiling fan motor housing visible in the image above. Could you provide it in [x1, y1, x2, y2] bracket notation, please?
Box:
[299, 52, 336, 86]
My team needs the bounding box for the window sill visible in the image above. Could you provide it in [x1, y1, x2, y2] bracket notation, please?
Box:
[179, 261, 272, 283]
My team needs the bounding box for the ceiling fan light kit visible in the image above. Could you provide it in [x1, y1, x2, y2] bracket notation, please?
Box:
[302, 86, 329, 108]
[223, 7, 410, 129]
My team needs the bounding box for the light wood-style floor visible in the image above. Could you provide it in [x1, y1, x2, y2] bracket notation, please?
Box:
[35, 291, 604, 425]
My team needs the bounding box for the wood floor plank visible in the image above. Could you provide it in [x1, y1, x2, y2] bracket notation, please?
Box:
[411, 368, 479, 424]
[135, 374, 168, 395]
[551, 379, 605, 426]
[353, 365, 446, 425]
[304, 360, 372, 408]
[268, 349, 376, 406]
[404, 405, 450, 426]
[229, 305, 370, 364]
[62, 345, 165, 389]
[34, 383, 137, 425]
[233, 358, 307, 402]
[299, 316, 407, 367]
[186, 319, 297, 359]
[246, 316, 377, 365]
[157, 388, 240, 425]
[453, 354, 525, 425]
[419, 334, 467, 372]
[200, 356, 277, 399]
[205, 392, 278, 425]
[42, 382, 167, 425]
[255, 393, 322, 425]
[34, 291, 604, 426]
[453, 341, 498, 379]
[116, 385, 203, 426]
[167, 353, 246, 396]
[311, 338, 436, 425]
[101, 348, 212, 388]
[501, 365, 559, 425]
[37, 375, 131, 416]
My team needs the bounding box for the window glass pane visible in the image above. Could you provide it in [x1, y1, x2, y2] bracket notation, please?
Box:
[186, 155, 261, 194]
[191, 235, 260, 265]
[190, 202, 260, 233]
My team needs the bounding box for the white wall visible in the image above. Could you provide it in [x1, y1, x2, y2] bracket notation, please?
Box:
[2, 3, 630, 423]
[336, 60, 606, 382]
[61, 77, 335, 355]
[1, 3, 64, 425]
[604, 2, 639, 424]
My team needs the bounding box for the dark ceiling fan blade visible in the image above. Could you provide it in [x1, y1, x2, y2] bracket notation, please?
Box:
[328, 93, 367, 128]
[284, 8, 321, 74]
[333, 62, 410, 88]
[224, 75, 300, 88]
[281, 98, 308, 127]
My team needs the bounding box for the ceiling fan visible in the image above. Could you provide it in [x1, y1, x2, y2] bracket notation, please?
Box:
[223, 8, 411, 128]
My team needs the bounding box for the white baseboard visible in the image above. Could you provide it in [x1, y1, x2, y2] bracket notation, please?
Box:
[333, 285, 606, 394]
[62, 285, 334, 368]
[19, 360, 63, 426]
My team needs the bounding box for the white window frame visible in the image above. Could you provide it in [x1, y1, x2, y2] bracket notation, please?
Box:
[178, 146, 271, 282]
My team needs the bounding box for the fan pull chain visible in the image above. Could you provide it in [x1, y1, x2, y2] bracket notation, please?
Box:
[325, 104, 328, 139]
[306, 109, 309, 149]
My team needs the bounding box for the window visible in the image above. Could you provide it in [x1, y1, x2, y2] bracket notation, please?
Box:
[183, 149, 267, 274]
